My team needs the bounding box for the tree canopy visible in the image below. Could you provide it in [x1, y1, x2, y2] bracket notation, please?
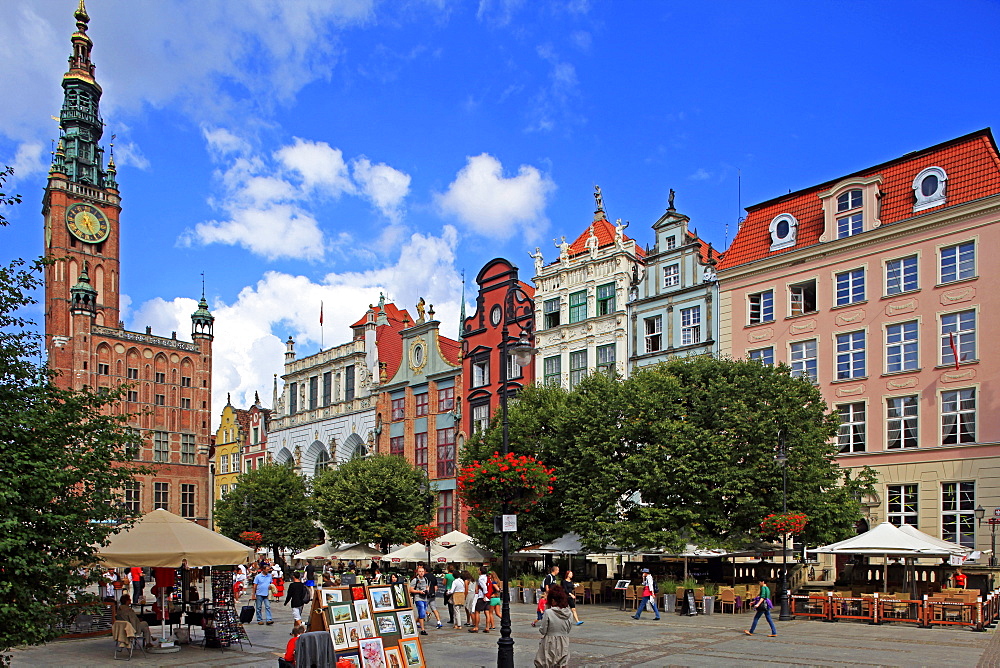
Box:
[0, 167, 147, 659]
[461, 356, 875, 553]
[312, 454, 435, 553]
[214, 462, 319, 563]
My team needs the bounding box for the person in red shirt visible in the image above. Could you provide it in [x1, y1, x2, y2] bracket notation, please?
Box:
[953, 567, 968, 588]
[279, 622, 304, 668]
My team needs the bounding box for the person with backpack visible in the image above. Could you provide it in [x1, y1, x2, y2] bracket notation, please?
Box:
[425, 569, 444, 629]
[283, 572, 308, 626]
[631, 568, 660, 620]
[533, 565, 560, 627]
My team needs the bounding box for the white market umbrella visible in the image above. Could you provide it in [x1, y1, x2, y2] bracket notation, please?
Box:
[437, 530, 473, 547]
[443, 541, 495, 563]
[896, 525, 972, 556]
[329, 543, 384, 561]
[811, 522, 954, 556]
[382, 542, 448, 564]
[294, 542, 336, 560]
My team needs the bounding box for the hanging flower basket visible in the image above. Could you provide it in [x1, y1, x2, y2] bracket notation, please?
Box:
[457, 452, 556, 519]
[239, 530, 263, 546]
[414, 523, 441, 543]
[759, 513, 808, 538]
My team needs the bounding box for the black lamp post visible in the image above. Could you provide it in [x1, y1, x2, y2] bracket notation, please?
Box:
[775, 430, 792, 622]
[497, 284, 535, 668]
[975, 505, 996, 568]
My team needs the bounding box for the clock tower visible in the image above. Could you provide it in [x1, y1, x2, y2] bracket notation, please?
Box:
[44, 0, 121, 378]
[41, 2, 215, 526]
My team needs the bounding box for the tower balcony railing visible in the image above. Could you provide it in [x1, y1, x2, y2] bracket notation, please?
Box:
[61, 108, 103, 127]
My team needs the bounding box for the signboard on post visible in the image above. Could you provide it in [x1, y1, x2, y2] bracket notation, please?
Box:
[502, 515, 518, 532]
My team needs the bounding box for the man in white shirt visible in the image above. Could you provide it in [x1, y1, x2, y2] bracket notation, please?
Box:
[631, 568, 660, 620]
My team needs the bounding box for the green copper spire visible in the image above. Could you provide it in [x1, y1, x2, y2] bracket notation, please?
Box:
[70, 261, 98, 315]
[191, 278, 215, 340]
[59, 0, 108, 187]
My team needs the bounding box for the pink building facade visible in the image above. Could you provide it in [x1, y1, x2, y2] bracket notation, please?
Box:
[718, 130, 1000, 551]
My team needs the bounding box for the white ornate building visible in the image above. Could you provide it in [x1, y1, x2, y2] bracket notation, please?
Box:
[531, 188, 645, 387]
[267, 299, 411, 478]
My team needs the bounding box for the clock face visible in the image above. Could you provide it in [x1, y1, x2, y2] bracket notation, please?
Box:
[66, 203, 110, 243]
[490, 305, 502, 326]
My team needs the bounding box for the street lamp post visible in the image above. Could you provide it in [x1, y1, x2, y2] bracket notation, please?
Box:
[497, 284, 535, 668]
[975, 505, 997, 568]
[776, 431, 792, 622]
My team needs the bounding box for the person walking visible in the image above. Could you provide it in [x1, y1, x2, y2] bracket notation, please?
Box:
[449, 570, 468, 629]
[562, 570, 583, 625]
[304, 561, 317, 595]
[744, 579, 776, 637]
[533, 585, 572, 668]
[463, 570, 477, 629]
[534, 565, 560, 627]
[253, 565, 275, 625]
[631, 568, 660, 620]
[443, 566, 457, 625]
[129, 566, 145, 603]
[284, 572, 308, 627]
[488, 571, 502, 630]
[426, 569, 444, 629]
[475, 566, 494, 633]
[408, 565, 431, 635]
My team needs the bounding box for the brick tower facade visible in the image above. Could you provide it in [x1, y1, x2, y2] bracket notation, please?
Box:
[43, 1, 214, 525]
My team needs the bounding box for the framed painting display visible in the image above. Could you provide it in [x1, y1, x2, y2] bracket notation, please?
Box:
[331, 604, 355, 624]
[398, 638, 425, 668]
[375, 613, 398, 636]
[359, 619, 377, 639]
[391, 583, 409, 609]
[395, 610, 418, 639]
[369, 586, 394, 612]
[338, 650, 361, 667]
[320, 588, 343, 606]
[330, 624, 350, 651]
[383, 646, 404, 668]
[359, 636, 386, 668]
[354, 598, 372, 622]
[344, 622, 361, 646]
[352, 586, 367, 601]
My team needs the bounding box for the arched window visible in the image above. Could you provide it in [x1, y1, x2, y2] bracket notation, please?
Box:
[314, 449, 331, 478]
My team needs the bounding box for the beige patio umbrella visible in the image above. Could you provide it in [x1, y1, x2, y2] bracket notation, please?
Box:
[98, 508, 256, 567]
[382, 541, 448, 563]
[329, 543, 384, 561]
[443, 541, 495, 563]
[437, 530, 473, 546]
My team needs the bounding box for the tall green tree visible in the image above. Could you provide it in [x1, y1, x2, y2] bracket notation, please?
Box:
[461, 357, 875, 554]
[312, 455, 434, 553]
[214, 462, 318, 565]
[1, 167, 147, 661]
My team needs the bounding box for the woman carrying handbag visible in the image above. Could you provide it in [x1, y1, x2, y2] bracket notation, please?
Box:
[744, 579, 777, 637]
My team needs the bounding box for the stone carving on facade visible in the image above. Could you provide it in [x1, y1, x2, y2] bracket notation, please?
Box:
[415, 297, 426, 324]
[836, 384, 865, 397]
[885, 298, 918, 316]
[941, 287, 975, 305]
[554, 236, 570, 263]
[594, 185, 604, 212]
[747, 328, 773, 343]
[788, 319, 817, 335]
[294, 443, 302, 466]
[886, 377, 918, 390]
[835, 309, 865, 326]
[530, 247, 545, 275]
[585, 225, 599, 258]
[941, 368, 976, 383]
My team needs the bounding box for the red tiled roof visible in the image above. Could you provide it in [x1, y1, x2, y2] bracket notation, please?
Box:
[718, 129, 1000, 271]
[563, 215, 646, 260]
[351, 302, 411, 328]
[438, 335, 462, 366]
[375, 306, 411, 382]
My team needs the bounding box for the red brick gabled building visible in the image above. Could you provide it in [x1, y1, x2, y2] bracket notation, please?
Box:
[43, 2, 213, 524]
[461, 259, 535, 437]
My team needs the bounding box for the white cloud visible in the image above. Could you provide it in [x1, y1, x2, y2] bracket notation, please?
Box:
[185, 131, 413, 260]
[113, 141, 150, 170]
[131, 226, 463, 427]
[527, 43, 581, 133]
[689, 168, 711, 181]
[277, 138, 354, 196]
[435, 153, 554, 240]
[351, 157, 411, 222]
[10, 141, 46, 179]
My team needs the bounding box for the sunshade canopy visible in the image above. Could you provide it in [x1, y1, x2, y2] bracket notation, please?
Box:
[294, 542, 384, 561]
[99, 508, 256, 568]
[811, 522, 963, 556]
[382, 542, 448, 563]
[896, 524, 972, 556]
[437, 530, 473, 546]
[443, 541, 495, 563]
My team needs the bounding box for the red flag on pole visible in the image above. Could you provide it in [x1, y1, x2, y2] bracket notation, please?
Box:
[320, 301, 324, 326]
[949, 331, 960, 371]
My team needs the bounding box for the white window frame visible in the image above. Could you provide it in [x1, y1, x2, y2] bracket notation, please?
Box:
[940, 309, 976, 367]
[887, 484, 918, 526]
[663, 264, 680, 287]
[768, 213, 798, 251]
[913, 166, 947, 212]
[836, 189, 864, 239]
[835, 268, 865, 306]
[885, 254, 919, 295]
[886, 395, 918, 449]
[837, 402, 866, 453]
[789, 279, 817, 316]
[939, 241, 975, 284]
[472, 358, 489, 388]
[885, 320, 918, 373]
[749, 347, 774, 365]
[941, 481, 976, 548]
[472, 403, 490, 433]
[680, 306, 701, 346]
[790, 340, 817, 383]
[644, 315, 662, 353]
[748, 290, 774, 325]
[836, 330, 866, 380]
[941, 388, 976, 445]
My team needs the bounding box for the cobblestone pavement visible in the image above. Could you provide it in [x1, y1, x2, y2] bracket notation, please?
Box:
[8, 599, 997, 667]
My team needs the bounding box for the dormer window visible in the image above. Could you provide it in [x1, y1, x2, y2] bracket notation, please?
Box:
[836, 189, 863, 238]
[769, 213, 798, 251]
[913, 166, 947, 212]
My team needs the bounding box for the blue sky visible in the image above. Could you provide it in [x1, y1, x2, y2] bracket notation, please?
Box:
[2, 0, 998, 419]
